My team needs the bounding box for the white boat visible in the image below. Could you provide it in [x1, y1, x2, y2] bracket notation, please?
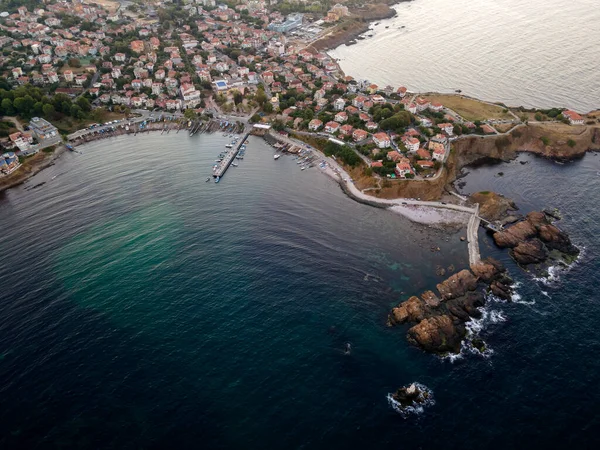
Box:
[274, 154, 281, 160]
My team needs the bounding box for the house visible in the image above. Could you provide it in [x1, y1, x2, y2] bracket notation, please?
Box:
[395, 158, 414, 178]
[0, 152, 21, 174]
[352, 129, 368, 142]
[366, 121, 378, 131]
[403, 136, 420, 153]
[9, 132, 33, 153]
[430, 102, 443, 112]
[416, 160, 435, 169]
[308, 119, 323, 131]
[387, 150, 403, 162]
[407, 103, 417, 114]
[438, 123, 454, 135]
[371, 161, 383, 168]
[371, 94, 385, 104]
[334, 97, 345, 111]
[563, 110, 584, 125]
[397, 86, 407, 97]
[28, 117, 58, 141]
[339, 124, 353, 136]
[63, 70, 74, 82]
[373, 132, 391, 148]
[416, 97, 430, 112]
[130, 40, 145, 53]
[334, 111, 347, 123]
[352, 95, 367, 108]
[430, 143, 446, 161]
[416, 148, 432, 160]
[325, 121, 340, 134]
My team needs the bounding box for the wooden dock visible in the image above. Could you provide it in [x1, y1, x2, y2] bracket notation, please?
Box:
[213, 131, 250, 178]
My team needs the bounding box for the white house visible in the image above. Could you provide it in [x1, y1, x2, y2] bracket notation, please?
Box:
[372, 132, 391, 149]
[563, 110, 584, 125]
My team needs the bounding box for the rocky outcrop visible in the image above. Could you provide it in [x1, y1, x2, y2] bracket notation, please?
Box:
[436, 269, 478, 300]
[388, 258, 514, 354]
[407, 315, 465, 354]
[469, 192, 518, 222]
[493, 211, 579, 266]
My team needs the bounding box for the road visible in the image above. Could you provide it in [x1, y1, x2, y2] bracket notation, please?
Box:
[67, 109, 181, 140]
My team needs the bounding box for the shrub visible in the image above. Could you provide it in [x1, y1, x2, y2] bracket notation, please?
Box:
[567, 139, 576, 148]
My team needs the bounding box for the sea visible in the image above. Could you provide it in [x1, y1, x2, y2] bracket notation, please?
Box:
[329, 0, 600, 113]
[1, 131, 600, 449]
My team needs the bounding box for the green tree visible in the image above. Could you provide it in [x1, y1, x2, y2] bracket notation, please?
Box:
[76, 96, 91, 112]
[255, 88, 267, 106]
[42, 103, 55, 117]
[1, 98, 15, 115]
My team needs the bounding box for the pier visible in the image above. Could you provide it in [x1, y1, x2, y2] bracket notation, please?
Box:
[213, 130, 250, 178]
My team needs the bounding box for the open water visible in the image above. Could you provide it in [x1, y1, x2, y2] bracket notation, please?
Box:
[330, 0, 600, 112]
[0, 133, 599, 448]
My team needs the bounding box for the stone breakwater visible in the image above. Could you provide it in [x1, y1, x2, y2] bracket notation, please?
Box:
[388, 209, 579, 355]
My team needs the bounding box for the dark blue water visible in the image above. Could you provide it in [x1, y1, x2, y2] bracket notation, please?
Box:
[1, 135, 599, 449]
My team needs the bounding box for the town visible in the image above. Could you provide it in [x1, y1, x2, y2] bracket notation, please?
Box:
[0, 0, 592, 184]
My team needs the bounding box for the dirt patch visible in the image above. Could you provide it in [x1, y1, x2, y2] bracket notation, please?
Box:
[424, 94, 512, 122]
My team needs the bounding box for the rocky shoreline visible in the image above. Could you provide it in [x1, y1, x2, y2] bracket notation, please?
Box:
[388, 206, 579, 355]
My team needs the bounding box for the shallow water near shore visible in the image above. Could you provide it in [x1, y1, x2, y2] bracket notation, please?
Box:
[1, 135, 600, 448]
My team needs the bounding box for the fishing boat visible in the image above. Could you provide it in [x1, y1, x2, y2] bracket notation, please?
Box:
[274, 154, 281, 160]
[206, 177, 210, 182]
[232, 162, 238, 167]
[225, 144, 233, 148]
[215, 176, 220, 183]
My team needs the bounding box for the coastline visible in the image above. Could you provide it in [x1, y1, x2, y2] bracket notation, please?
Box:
[0, 145, 67, 194]
[308, 1, 404, 52]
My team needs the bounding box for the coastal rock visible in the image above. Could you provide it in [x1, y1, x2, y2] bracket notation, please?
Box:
[538, 224, 580, 255]
[470, 191, 517, 222]
[490, 280, 512, 300]
[511, 238, 548, 265]
[494, 211, 578, 266]
[389, 296, 432, 325]
[421, 290, 441, 307]
[407, 315, 466, 354]
[445, 291, 485, 321]
[471, 258, 505, 282]
[390, 383, 428, 407]
[436, 269, 478, 300]
[493, 219, 537, 248]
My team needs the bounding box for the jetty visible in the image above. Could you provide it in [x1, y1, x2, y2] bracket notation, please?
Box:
[213, 130, 250, 178]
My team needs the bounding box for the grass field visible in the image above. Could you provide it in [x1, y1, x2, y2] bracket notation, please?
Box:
[425, 94, 513, 122]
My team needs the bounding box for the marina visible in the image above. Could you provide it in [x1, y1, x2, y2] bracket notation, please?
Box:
[212, 131, 250, 179]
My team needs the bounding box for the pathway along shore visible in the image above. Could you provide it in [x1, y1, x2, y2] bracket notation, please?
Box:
[264, 131, 482, 267]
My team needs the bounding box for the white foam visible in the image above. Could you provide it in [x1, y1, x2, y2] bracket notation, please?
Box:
[440, 305, 507, 362]
[533, 245, 585, 287]
[387, 382, 435, 418]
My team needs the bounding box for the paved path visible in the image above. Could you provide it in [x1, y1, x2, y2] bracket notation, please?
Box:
[467, 204, 481, 267]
